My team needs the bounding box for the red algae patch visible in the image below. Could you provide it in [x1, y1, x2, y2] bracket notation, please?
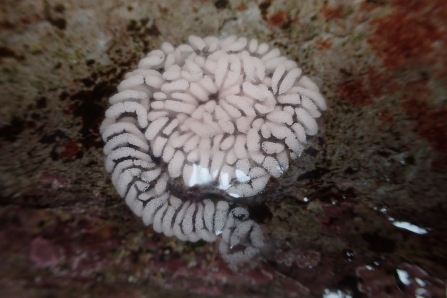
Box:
[236, 4, 247, 11]
[316, 39, 332, 51]
[268, 10, 287, 26]
[59, 140, 81, 160]
[400, 81, 447, 164]
[319, 3, 343, 20]
[368, 0, 447, 74]
[368, 12, 441, 70]
[336, 67, 398, 107]
[364, 67, 398, 97]
[318, 202, 356, 243]
[337, 78, 372, 106]
[29, 237, 59, 268]
[378, 109, 394, 124]
[415, 103, 447, 157]
[400, 80, 432, 117]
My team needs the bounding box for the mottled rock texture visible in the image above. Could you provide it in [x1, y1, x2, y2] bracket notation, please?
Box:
[0, 0, 446, 297]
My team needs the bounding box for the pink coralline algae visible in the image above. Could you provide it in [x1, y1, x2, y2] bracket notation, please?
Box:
[29, 237, 59, 268]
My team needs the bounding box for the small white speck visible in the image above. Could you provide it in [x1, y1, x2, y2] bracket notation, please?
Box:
[396, 269, 411, 285]
[323, 289, 352, 298]
[415, 277, 426, 287]
[390, 218, 428, 235]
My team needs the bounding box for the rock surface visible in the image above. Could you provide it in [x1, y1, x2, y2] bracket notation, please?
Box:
[1, 0, 446, 297]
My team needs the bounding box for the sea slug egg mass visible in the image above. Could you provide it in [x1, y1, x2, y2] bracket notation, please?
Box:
[101, 35, 326, 268]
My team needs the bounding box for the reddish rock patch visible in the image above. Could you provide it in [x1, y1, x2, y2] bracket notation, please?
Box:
[364, 67, 398, 97]
[318, 202, 356, 243]
[337, 78, 372, 106]
[316, 39, 332, 50]
[320, 3, 343, 20]
[29, 237, 59, 268]
[416, 105, 447, 154]
[368, 0, 447, 73]
[236, 4, 247, 11]
[392, 0, 447, 16]
[268, 10, 287, 26]
[59, 140, 80, 160]
[369, 12, 440, 70]
[400, 80, 431, 117]
[359, 1, 384, 12]
[337, 67, 399, 107]
[63, 102, 77, 115]
[432, 154, 447, 168]
[378, 109, 393, 124]
[400, 81, 447, 165]
[390, 0, 447, 77]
